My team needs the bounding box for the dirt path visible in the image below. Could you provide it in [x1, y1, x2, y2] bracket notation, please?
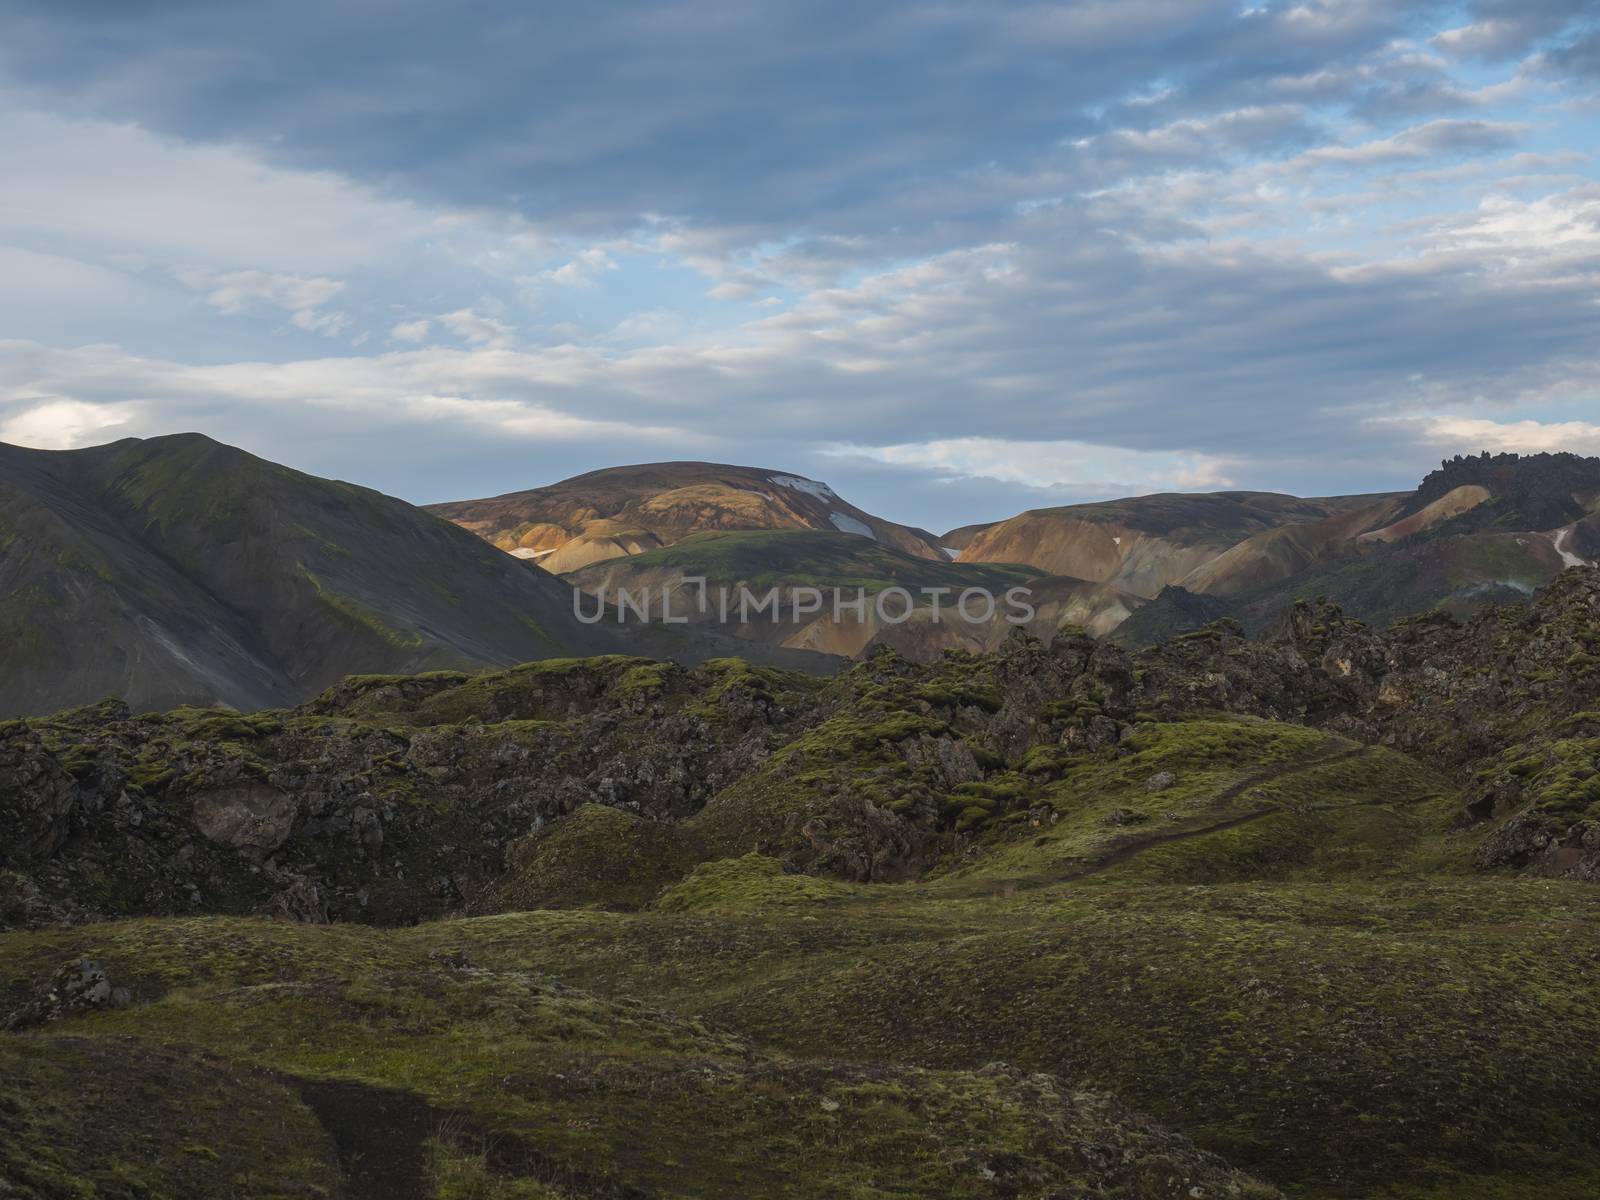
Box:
[1003, 745, 1374, 893]
[298, 1079, 436, 1200]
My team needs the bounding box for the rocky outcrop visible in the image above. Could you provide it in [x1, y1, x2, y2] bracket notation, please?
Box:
[0, 723, 81, 861]
[8, 569, 1600, 925]
[1475, 815, 1600, 881]
[192, 783, 299, 853]
[0, 657, 814, 926]
[5, 959, 131, 1030]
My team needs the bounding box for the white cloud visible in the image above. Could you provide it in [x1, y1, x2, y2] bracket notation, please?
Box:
[0, 397, 136, 449]
[438, 309, 517, 348]
[1385, 415, 1600, 456]
[173, 268, 345, 315]
[174, 268, 350, 337]
[0, 339, 689, 449]
[537, 246, 618, 288]
[1300, 119, 1526, 166]
[390, 319, 432, 343]
[1419, 185, 1600, 262]
[0, 108, 439, 276]
[289, 308, 352, 337]
[826, 437, 1236, 494]
[1083, 104, 1312, 167]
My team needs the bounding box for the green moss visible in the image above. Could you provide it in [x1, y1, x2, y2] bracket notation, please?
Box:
[473, 804, 706, 914]
[0, 1035, 341, 1199]
[654, 854, 858, 913]
[0, 913, 1274, 1200]
[298, 564, 423, 650]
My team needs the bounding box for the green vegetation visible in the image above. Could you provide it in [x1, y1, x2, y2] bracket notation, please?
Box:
[13, 568, 1600, 1196]
[0, 913, 1276, 1199]
[299, 564, 425, 650]
[0, 1034, 342, 1198]
[473, 804, 707, 913]
[654, 853, 859, 913]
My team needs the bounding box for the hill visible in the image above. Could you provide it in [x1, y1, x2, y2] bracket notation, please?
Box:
[427, 460, 948, 572]
[957, 490, 1384, 597]
[0, 433, 620, 716]
[564, 528, 1146, 658]
[1178, 453, 1600, 629]
[957, 455, 1600, 635]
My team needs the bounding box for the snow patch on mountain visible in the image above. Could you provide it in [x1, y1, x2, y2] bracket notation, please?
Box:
[770, 474, 837, 501]
[1551, 524, 1593, 569]
[829, 512, 875, 538]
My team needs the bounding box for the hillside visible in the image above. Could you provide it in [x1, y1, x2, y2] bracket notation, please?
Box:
[0, 434, 619, 717]
[955, 455, 1600, 636]
[1178, 453, 1600, 630]
[428, 461, 947, 572]
[11, 573, 1600, 1195]
[957, 490, 1384, 597]
[564, 528, 1146, 658]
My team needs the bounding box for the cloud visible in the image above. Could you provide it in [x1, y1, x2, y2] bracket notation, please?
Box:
[1547, 30, 1600, 80]
[0, 397, 136, 449]
[390, 319, 432, 343]
[1382, 415, 1600, 456]
[1433, 2, 1595, 63]
[537, 247, 618, 288]
[826, 437, 1236, 496]
[438, 309, 517, 348]
[0, 339, 688, 451]
[1301, 119, 1527, 166]
[289, 308, 351, 337]
[173, 269, 344, 316]
[0, 0, 1447, 241]
[174, 268, 349, 337]
[1079, 104, 1317, 170]
[0, 107, 442, 275]
[0, 0, 1598, 530]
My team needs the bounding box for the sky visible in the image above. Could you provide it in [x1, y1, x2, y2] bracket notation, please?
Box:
[1, 0, 1598, 533]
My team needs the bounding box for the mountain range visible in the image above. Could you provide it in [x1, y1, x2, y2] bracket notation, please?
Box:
[4, 435, 1599, 718]
[436, 449, 1600, 652]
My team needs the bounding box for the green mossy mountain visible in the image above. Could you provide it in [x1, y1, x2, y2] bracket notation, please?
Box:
[0, 433, 624, 717]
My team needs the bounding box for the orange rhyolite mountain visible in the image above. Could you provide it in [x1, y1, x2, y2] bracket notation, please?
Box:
[427, 462, 947, 573]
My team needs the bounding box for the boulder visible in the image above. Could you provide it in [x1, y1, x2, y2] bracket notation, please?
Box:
[192, 783, 298, 853]
[5, 958, 131, 1030]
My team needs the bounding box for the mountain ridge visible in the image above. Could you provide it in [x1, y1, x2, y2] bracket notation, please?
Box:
[427, 459, 949, 572]
[0, 432, 622, 716]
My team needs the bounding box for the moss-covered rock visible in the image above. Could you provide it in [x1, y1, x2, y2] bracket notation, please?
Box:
[472, 803, 706, 913]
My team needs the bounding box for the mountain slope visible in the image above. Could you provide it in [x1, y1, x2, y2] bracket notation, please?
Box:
[1180, 453, 1600, 629]
[563, 528, 1146, 658]
[957, 491, 1385, 598]
[428, 461, 947, 572]
[566, 528, 1036, 657]
[0, 433, 617, 716]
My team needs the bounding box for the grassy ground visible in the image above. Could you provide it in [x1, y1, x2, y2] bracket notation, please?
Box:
[5, 716, 1597, 1199]
[5, 875, 1600, 1197]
